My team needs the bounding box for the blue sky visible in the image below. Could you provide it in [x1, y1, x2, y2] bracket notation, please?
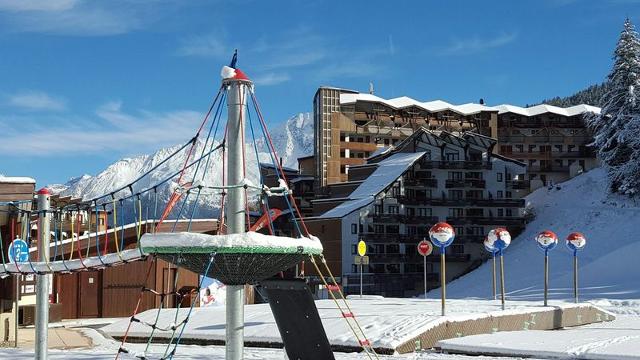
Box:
[0, 0, 637, 187]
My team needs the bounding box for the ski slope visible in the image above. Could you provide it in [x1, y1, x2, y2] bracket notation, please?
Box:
[447, 168, 640, 300]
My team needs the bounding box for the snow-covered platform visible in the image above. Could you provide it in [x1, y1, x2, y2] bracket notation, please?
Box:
[438, 314, 639, 359]
[101, 297, 614, 354]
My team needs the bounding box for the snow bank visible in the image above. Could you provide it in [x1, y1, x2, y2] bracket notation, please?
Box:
[447, 168, 640, 300]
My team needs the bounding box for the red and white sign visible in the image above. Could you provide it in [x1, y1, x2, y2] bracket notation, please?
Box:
[417, 240, 433, 256]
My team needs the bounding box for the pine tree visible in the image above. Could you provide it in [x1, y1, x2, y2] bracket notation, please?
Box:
[589, 18, 640, 196]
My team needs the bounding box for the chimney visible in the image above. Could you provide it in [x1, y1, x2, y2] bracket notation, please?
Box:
[479, 98, 485, 105]
[369, 82, 374, 95]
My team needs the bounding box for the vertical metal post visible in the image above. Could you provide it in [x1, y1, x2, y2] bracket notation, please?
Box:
[35, 188, 51, 360]
[359, 262, 363, 298]
[500, 251, 505, 310]
[492, 253, 497, 301]
[14, 274, 19, 348]
[440, 248, 446, 316]
[423, 254, 427, 299]
[224, 76, 249, 360]
[573, 252, 578, 304]
[544, 250, 549, 307]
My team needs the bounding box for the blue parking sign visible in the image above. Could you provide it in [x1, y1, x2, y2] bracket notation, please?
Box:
[8, 238, 29, 263]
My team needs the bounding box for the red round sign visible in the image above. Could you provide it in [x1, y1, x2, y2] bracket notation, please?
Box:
[417, 240, 433, 256]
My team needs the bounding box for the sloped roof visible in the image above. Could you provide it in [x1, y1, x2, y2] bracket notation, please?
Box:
[317, 151, 427, 219]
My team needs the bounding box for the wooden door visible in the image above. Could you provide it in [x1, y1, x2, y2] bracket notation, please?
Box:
[78, 271, 100, 318]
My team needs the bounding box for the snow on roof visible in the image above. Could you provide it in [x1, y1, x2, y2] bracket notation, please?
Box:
[367, 146, 392, 159]
[318, 151, 426, 219]
[0, 175, 36, 184]
[339, 92, 600, 117]
[494, 103, 601, 117]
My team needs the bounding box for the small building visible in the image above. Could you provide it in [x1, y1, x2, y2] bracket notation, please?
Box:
[303, 128, 527, 297]
[0, 176, 35, 344]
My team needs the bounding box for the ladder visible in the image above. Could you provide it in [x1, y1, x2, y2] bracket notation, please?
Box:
[310, 255, 379, 359]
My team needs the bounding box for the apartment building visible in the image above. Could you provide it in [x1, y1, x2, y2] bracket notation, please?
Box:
[303, 128, 527, 297]
[313, 87, 600, 190]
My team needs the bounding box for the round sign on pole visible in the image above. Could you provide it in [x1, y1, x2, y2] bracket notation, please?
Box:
[566, 232, 586, 252]
[8, 238, 29, 263]
[536, 230, 559, 251]
[357, 240, 367, 256]
[487, 227, 511, 252]
[428, 222, 455, 248]
[417, 240, 433, 256]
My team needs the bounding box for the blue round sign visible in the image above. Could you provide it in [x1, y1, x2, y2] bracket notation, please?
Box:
[8, 239, 28, 263]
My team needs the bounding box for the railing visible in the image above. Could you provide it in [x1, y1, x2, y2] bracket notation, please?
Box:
[419, 160, 492, 170]
[404, 178, 438, 187]
[446, 216, 527, 226]
[506, 180, 530, 190]
[445, 179, 486, 188]
[369, 214, 439, 224]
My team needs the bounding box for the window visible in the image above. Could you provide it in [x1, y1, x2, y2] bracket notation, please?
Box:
[497, 209, 504, 217]
[386, 225, 400, 234]
[454, 226, 464, 235]
[506, 191, 512, 198]
[351, 223, 357, 234]
[406, 207, 415, 216]
[528, 145, 536, 153]
[418, 208, 432, 217]
[515, 144, 524, 153]
[388, 206, 399, 214]
[374, 225, 384, 233]
[340, 165, 346, 174]
[351, 244, 357, 254]
[497, 173, 503, 182]
[340, 150, 346, 158]
[448, 171, 463, 180]
[506, 209, 513, 217]
[497, 190, 504, 198]
[448, 190, 463, 200]
[374, 205, 382, 215]
[446, 152, 460, 161]
[448, 208, 464, 217]
[407, 226, 417, 235]
[450, 244, 464, 255]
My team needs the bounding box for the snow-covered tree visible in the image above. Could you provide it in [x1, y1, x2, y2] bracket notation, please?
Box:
[589, 18, 640, 196]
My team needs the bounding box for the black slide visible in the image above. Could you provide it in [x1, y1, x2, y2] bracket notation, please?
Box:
[259, 279, 335, 360]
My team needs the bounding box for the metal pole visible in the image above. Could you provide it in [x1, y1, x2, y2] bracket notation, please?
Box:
[492, 253, 496, 301]
[359, 262, 363, 298]
[224, 76, 249, 360]
[423, 254, 427, 299]
[14, 274, 19, 348]
[500, 251, 505, 310]
[544, 250, 549, 307]
[440, 248, 446, 316]
[35, 189, 51, 360]
[573, 252, 578, 304]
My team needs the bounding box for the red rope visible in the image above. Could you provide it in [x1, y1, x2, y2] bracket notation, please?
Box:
[155, 87, 224, 230]
[114, 257, 157, 360]
[250, 92, 310, 237]
[75, 213, 89, 270]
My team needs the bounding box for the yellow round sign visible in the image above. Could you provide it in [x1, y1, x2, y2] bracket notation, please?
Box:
[357, 240, 367, 256]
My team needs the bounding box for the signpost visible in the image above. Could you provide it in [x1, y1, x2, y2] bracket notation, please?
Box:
[357, 240, 367, 298]
[566, 232, 586, 303]
[536, 230, 558, 307]
[487, 228, 511, 310]
[417, 238, 433, 299]
[483, 238, 498, 301]
[428, 222, 455, 316]
[8, 238, 27, 349]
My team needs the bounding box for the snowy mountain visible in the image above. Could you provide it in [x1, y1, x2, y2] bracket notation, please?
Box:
[447, 167, 640, 300]
[48, 113, 313, 219]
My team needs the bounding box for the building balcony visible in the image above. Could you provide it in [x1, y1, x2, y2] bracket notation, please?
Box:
[369, 213, 439, 224]
[506, 180, 530, 190]
[468, 198, 525, 207]
[445, 179, 486, 189]
[419, 160, 492, 170]
[404, 178, 438, 188]
[528, 165, 571, 173]
[446, 216, 527, 226]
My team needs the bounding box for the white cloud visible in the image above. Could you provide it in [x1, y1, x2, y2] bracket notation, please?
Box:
[0, 0, 179, 36]
[0, 102, 201, 156]
[442, 32, 518, 55]
[7, 91, 66, 111]
[177, 34, 230, 58]
[252, 73, 291, 86]
[0, 0, 78, 12]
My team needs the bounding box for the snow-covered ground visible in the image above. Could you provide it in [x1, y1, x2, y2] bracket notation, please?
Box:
[101, 297, 611, 352]
[438, 300, 640, 359]
[447, 168, 640, 301]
